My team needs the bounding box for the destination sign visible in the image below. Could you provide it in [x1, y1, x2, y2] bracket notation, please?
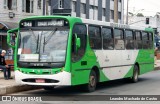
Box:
[20, 19, 69, 28]
[37, 20, 64, 27]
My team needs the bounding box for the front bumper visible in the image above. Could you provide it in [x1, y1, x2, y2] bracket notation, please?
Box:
[15, 70, 71, 86]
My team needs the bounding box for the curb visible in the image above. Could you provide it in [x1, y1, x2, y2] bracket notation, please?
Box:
[0, 85, 41, 95]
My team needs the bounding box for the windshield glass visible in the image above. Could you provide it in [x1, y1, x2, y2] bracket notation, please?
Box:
[18, 28, 69, 63]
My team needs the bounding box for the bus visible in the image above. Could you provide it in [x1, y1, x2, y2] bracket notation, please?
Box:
[7, 16, 154, 92]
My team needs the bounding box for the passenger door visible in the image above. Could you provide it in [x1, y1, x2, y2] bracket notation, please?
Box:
[71, 24, 88, 85]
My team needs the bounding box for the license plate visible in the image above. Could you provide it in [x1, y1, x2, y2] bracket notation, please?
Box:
[35, 79, 45, 83]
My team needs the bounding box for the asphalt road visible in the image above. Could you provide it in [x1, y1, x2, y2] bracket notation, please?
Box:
[5, 70, 160, 104]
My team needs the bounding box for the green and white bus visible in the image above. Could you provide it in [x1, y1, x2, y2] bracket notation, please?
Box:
[7, 16, 154, 92]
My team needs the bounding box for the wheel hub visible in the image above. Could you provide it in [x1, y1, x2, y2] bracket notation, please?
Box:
[90, 76, 95, 87]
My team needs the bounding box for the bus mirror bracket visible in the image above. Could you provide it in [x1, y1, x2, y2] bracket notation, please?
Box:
[7, 28, 18, 49]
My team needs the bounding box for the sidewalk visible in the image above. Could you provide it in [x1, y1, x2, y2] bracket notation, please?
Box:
[0, 71, 40, 95]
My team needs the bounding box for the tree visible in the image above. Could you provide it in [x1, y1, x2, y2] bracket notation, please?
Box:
[128, 12, 134, 16]
[136, 13, 144, 17]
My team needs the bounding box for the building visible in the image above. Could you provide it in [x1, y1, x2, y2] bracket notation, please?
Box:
[44, 0, 124, 23]
[0, 0, 44, 59]
[128, 13, 160, 35]
[0, 0, 125, 59]
[0, 0, 44, 23]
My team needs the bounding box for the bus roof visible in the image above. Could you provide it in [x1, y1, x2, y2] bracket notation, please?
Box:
[19, 15, 81, 22]
[81, 18, 152, 31]
[20, 15, 153, 32]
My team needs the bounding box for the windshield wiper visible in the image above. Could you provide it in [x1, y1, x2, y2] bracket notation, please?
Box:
[42, 28, 58, 52]
[36, 34, 39, 53]
[43, 35, 45, 53]
[43, 28, 57, 45]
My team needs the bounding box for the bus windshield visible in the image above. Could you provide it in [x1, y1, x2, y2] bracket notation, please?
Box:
[17, 28, 69, 64]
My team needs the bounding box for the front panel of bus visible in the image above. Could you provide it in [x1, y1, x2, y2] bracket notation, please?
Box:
[14, 18, 72, 86]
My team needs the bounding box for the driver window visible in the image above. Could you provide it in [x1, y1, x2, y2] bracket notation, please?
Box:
[72, 24, 87, 62]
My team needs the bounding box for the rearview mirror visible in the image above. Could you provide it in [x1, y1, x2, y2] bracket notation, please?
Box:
[76, 38, 81, 49]
[75, 33, 81, 52]
[7, 28, 18, 49]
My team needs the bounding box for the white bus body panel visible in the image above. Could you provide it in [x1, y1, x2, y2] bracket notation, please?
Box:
[15, 70, 71, 86]
[95, 50, 139, 80]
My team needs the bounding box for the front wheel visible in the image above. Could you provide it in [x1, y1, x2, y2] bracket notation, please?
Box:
[132, 65, 139, 83]
[84, 70, 97, 92]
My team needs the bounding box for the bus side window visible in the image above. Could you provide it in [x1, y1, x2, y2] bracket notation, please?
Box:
[72, 24, 87, 62]
[142, 31, 149, 49]
[102, 27, 114, 50]
[88, 25, 102, 49]
[125, 30, 134, 50]
[135, 31, 142, 49]
[149, 32, 153, 49]
[114, 29, 125, 50]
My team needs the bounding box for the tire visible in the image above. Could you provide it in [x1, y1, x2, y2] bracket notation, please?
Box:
[43, 86, 55, 91]
[132, 65, 139, 83]
[84, 70, 97, 92]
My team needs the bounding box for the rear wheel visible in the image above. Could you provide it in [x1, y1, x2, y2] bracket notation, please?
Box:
[84, 70, 97, 92]
[43, 86, 55, 91]
[132, 65, 139, 83]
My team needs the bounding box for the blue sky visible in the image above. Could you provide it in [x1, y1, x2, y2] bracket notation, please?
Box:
[124, 0, 160, 16]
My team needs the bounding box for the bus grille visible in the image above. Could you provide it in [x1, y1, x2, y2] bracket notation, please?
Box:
[22, 78, 59, 83]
